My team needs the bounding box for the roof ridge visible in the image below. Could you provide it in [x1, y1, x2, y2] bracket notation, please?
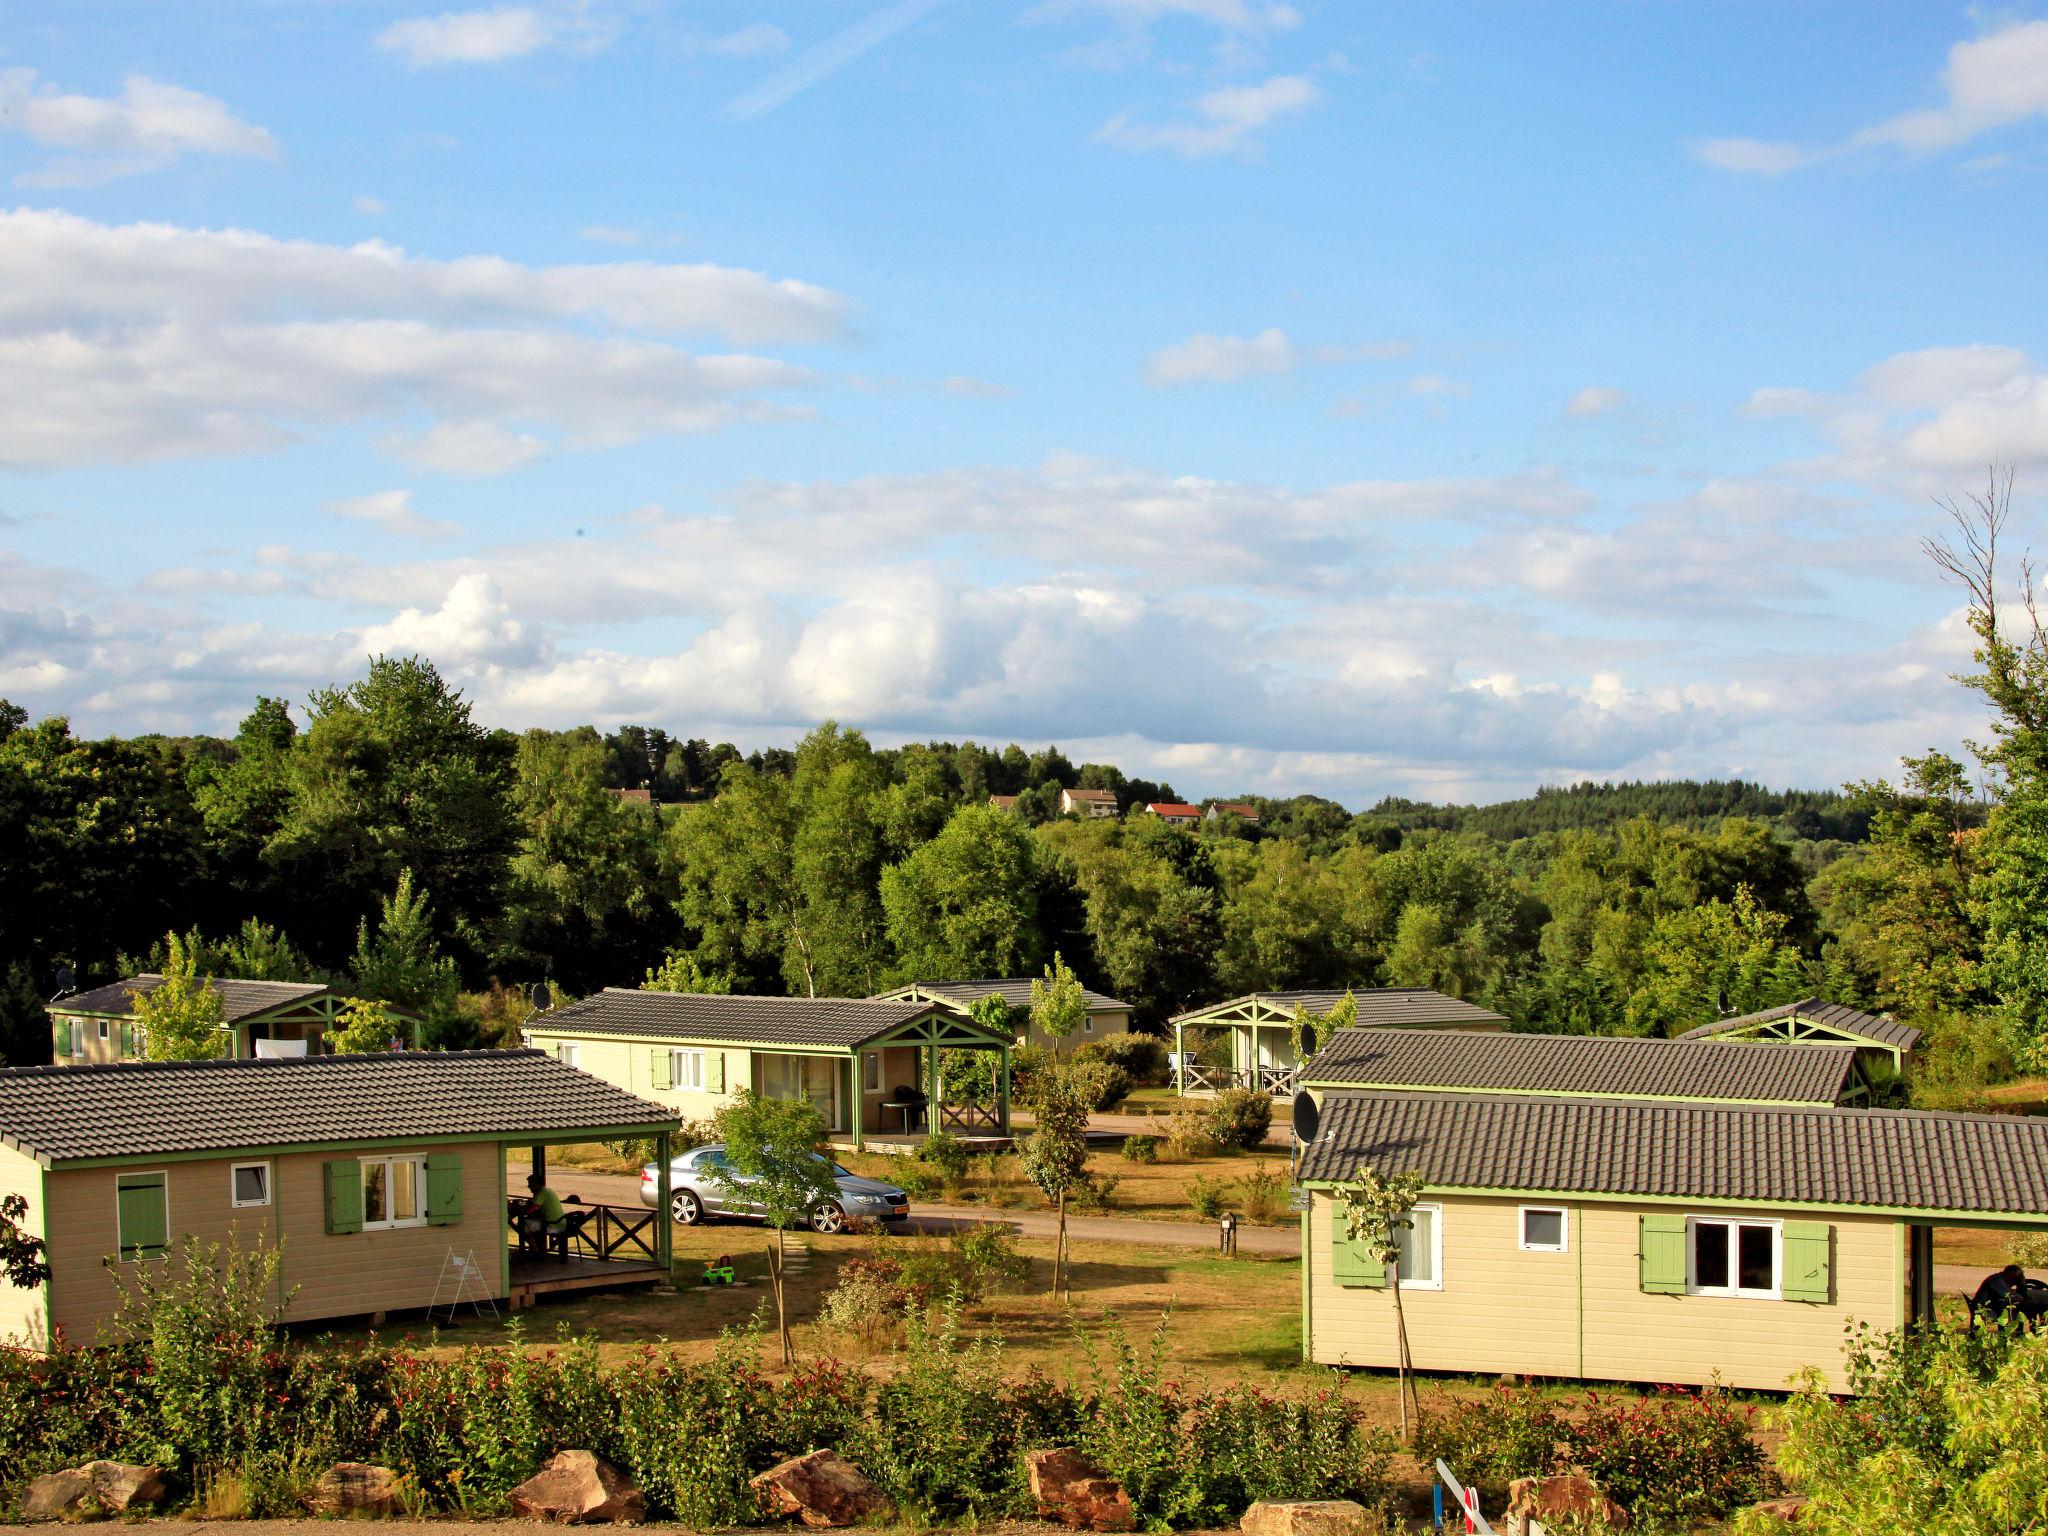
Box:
[0, 1047, 540, 1081]
[1324, 1085, 2043, 1128]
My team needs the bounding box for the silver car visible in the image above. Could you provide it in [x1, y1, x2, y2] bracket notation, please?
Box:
[639, 1144, 910, 1234]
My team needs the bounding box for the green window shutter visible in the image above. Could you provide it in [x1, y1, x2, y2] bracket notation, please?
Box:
[651, 1048, 671, 1090]
[53, 1017, 67, 1060]
[425, 1153, 463, 1226]
[1640, 1213, 1688, 1294]
[119, 1022, 135, 1057]
[1332, 1227, 1388, 1289]
[115, 1173, 167, 1260]
[1782, 1221, 1833, 1304]
[323, 1160, 363, 1235]
[707, 1052, 724, 1092]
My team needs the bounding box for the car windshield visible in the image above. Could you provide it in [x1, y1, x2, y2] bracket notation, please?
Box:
[807, 1154, 856, 1178]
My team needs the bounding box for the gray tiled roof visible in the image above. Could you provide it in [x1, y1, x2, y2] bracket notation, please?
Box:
[1298, 1091, 2048, 1218]
[1300, 1028, 1858, 1105]
[0, 1050, 676, 1166]
[1171, 988, 1508, 1029]
[887, 979, 1132, 1014]
[1676, 997, 1922, 1053]
[534, 989, 948, 1047]
[50, 975, 329, 1026]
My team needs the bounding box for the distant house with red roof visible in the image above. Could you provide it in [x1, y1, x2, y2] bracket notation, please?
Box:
[1141, 802, 1202, 826]
[1205, 802, 1261, 825]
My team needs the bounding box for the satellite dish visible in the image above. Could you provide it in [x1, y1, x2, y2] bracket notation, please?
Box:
[1299, 1022, 1319, 1061]
[1291, 1091, 1321, 1146]
[527, 981, 552, 1013]
[50, 966, 76, 1001]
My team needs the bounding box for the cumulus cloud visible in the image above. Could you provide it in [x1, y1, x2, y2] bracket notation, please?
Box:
[376, 6, 579, 66]
[358, 573, 549, 670]
[1095, 73, 1319, 158]
[0, 207, 844, 470]
[1144, 327, 1407, 386]
[1696, 19, 2048, 173]
[327, 489, 459, 539]
[1564, 386, 1630, 418]
[0, 68, 278, 187]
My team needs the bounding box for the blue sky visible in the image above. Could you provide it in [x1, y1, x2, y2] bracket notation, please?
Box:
[5, 2, 2048, 804]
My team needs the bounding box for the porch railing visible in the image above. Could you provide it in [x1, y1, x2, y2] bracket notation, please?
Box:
[1242, 1065, 1297, 1095]
[940, 1100, 1001, 1131]
[506, 1200, 661, 1264]
[1174, 1059, 1228, 1092]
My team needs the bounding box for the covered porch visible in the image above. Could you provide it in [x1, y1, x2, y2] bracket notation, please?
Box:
[234, 993, 423, 1059]
[841, 1007, 1016, 1151]
[1173, 999, 1301, 1097]
[1905, 1216, 2048, 1329]
[503, 1129, 674, 1308]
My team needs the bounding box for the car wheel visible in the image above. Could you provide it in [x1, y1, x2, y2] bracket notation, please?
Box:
[809, 1201, 847, 1234]
[670, 1190, 704, 1225]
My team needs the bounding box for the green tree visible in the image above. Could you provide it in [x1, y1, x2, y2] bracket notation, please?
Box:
[213, 918, 317, 982]
[350, 870, 461, 1039]
[1335, 1163, 1429, 1439]
[1624, 886, 1810, 1036]
[325, 996, 400, 1054]
[707, 1090, 838, 1363]
[1029, 952, 1088, 1058]
[1016, 1060, 1093, 1299]
[0, 1193, 49, 1291]
[138, 931, 228, 1060]
[642, 950, 732, 993]
[1039, 819, 1220, 1027]
[882, 803, 1045, 981]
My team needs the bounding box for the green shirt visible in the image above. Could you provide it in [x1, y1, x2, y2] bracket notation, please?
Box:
[532, 1187, 565, 1223]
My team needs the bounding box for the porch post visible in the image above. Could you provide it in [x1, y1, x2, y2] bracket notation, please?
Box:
[655, 1131, 673, 1276]
[925, 1042, 941, 1136]
[1173, 1021, 1184, 1094]
[850, 1056, 864, 1152]
[998, 1045, 1012, 1134]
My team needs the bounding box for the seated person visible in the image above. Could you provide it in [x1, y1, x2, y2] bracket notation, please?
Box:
[519, 1172, 567, 1253]
[1972, 1263, 2047, 1323]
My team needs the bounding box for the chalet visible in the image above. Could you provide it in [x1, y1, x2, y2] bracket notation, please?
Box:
[988, 794, 1021, 812]
[606, 787, 654, 807]
[0, 1050, 680, 1347]
[1296, 1090, 2048, 1391]
[523, 991, 1018, 1147]
[871, 978, 1136, 1050]
[1205, 802, 1261, 825]
[1678, 998, 1921, 1079]
[1059, 787, 1119, 819]
[1140, 802, 1202, 826]
[1170, 988, 1507, 1094]
[45, 976, 418, 1064]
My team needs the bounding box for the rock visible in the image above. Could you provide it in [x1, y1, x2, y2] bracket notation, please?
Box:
[509, 1450, 646, 1525]
[1747, 1497, 1809, 1526]
[1240, 1499, 1371, 1536]
[306, 1462, 407, 1518]
[1025, 1448, 1135, 1533]
[19, 1463, 169, 1521]
[20, 1469, 95, 1521]
[80, 1462, 169, 1514]
[750, 1450, 889, 1528]
[1505, 1474, 1628, 1536]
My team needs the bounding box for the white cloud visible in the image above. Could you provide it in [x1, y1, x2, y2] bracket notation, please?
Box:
[1027, 0, 1301, 31]
[383, 419, 548, 476]
[0, 208, 842, 469]
[1095, 72, 1319, 158]
[1407, 374, 1468, 400]
[376, 7, 555, 66]
[327, 489, 459, 539]
[1564, 386, 1630, 418]
[1146, 327, 1299, 384]
[358, 573, 549, 669]
[689, 24, 791, 59]
[354, 195, 388, 217]
[0, 68, 278, 187]
[1697, 20, 2048, 173]
[724, 0, 951, 122]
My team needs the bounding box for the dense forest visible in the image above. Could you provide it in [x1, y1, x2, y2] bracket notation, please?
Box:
[6, 486, 2048, 1100]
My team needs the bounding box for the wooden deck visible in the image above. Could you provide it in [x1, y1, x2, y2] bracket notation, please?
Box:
[507, 1253, 666, 1308]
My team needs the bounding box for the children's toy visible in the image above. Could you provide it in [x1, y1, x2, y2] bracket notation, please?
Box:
[701, 1254, 736, 1286]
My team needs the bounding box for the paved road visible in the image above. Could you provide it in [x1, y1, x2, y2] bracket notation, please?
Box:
[539, 1167, 1298, 1255]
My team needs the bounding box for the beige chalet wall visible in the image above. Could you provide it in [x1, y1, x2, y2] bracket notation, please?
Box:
[0, 1147, 47, 1347]
[1307, 1192, 1902, 1393]
[1020, 1007, 1131, 1050]
[47, 1014, 129, 1066]
[525, 1031, 747, 1126]
[44, 1140, 509, 1341]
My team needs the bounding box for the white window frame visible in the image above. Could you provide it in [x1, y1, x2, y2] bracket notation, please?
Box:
[670, 1048, 705, 1090]
[1518, 1204, 1569, 1253]
[557, 1042, 580, 1069]
[1396, 1202, 1444, 1291]
[359, 1155, 429, 1231]
[862, 1051, 880, 1093]
[96, 1019, 110, 1042]
[230, 1160, 273, 1209]
[69, 1020, 84, 1058]
[1686, 1215, 1781, 1299]
[1082, 1017, 1095, 1034]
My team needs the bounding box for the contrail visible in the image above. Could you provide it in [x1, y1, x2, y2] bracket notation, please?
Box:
[722, 0, 952, 122]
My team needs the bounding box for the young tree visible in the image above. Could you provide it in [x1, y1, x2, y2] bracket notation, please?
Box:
[642, 950, 732, 993]
[708, 1090, 838, 1364]
[1335, 1163, 1429, 1439]
[138, 930, 228, 1060]
[214, 917, 317, 982]
[1017, 1060, 1093, 1298]
[1029, 952, 1089, 1059]
[351, 870, 461, 1039]
[324, 997, 400, 1054]
[1, 1193, 50, 1292]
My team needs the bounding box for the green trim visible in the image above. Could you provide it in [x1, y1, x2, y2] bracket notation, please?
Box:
[1298, 1203, 1311, 1362]
[1294, 1078, 1840, 1108]
[39, 1162, 53, 1346]
[44, 1123, 679, 1171]
[1295, 1178, 2048, 1227]
[498, 1156, 511, 1297]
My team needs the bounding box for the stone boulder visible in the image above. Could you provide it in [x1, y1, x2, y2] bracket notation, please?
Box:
[509, 1450, 646, 1525]
[306, 1462, 407, 1518]
[1025, 1448, 1135, 1533]
[1240, 1499, 1371, 1536]
[1505, 1474, 1628, 1536]
[750, 1450, 889, 1528]
[20, 1462, 170, 1520]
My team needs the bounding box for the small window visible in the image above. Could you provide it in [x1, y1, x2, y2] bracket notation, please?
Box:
[360, 1156, 426, 1230]
[69, 1021, 83, 1058]
[1395, 1203, 1442, 1289]
[557, 1042, 580, 1069]
[231, 1162, 272, 1208]
[670, 1048, 705, 1090]
[1688, 1217, 1779, 1298]
[97, 1019, 110, 1042]
[1519, 1205, 1568, 1253]
[862, 1051, 880, 1092]
[1083, 1018, 1095, 1034]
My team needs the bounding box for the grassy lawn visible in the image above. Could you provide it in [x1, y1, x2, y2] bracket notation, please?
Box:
[842, 1144, 1300, 1225]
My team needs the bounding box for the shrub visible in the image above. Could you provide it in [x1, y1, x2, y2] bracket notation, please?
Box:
[1413, 1388, 1568, 1502]
[2009, 1230, 2048, 1268]
[816, 1268, 902, 1354]
[1121, 1133, 1159, 1163]
[857, 1303, 1015, 1522]
[1237, 1162, 1286, 1223]
[1206, 1087, 1274, 1150]
[1076, 1033, 1168, 1084]
[1066, 1058, 1134, 1111]
[1188, 1174, 1231, 1220]
[1567, 1387, 1773, 1528]
[917, 1130, 972, 1181]
[950, 1221, 1031, 1295]
[892, 1160, 943, 1199]
[1164, 1105, 1221, 1159]
[1073, 1171, 1122, 1212]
